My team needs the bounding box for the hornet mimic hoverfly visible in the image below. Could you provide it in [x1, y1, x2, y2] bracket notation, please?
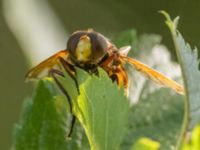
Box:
[26, 29, 184, 137]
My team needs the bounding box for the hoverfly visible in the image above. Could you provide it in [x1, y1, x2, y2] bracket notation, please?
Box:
[26, 29, 184, 137]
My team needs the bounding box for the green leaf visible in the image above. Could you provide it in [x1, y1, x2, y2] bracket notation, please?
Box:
[130, 137, 160, 150]
[161, 11, 200, 149]
[58, 68, 130, 150]
[121, 89, 184, 150]
[114, 29, 138, 49]
[182, 124, 200, 150]
[11, 79, 89, 150]
[114, 29, 162, 57]
[78, 69, 130, 150]
[12, 79, 68, 150]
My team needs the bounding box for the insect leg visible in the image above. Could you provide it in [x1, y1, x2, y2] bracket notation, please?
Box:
[58, 57, 80, 94]
[50, 58, 80, 138]
[67, 115, 76, 138]
[50, 69, 76, 138]
[58, 57, 81, 137]
[50, 69, 73, 113]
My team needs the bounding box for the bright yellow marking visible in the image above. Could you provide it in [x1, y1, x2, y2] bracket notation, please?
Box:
[76, 35, 92, 62]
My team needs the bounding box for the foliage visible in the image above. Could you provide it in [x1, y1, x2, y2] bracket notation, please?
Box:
[58, 68, 130, 150]
[161, 11, 200, 149]
[121, 89, 184, 150]
[11, 79, 89, 150]
[113, 29, 162, 57]
[182, 124, 200, 150]
[130, 138, 160, 150]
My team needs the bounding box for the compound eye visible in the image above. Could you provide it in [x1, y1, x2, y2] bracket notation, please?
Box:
[67, 31, 86, 58]
[88, 32, 108, 62]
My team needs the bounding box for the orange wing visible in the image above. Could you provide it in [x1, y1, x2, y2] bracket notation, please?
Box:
[121, 56, 185, 94]
[26, 50, 69, 79]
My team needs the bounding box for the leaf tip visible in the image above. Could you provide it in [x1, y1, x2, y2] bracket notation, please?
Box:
[159, 10, 170, 20]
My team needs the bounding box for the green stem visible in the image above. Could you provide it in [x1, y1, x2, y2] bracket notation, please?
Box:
[160, 11, 190, 150]
[169, 23, 190, 150]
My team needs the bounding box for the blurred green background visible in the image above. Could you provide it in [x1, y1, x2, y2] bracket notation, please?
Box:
[0, 0, 200, 149]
